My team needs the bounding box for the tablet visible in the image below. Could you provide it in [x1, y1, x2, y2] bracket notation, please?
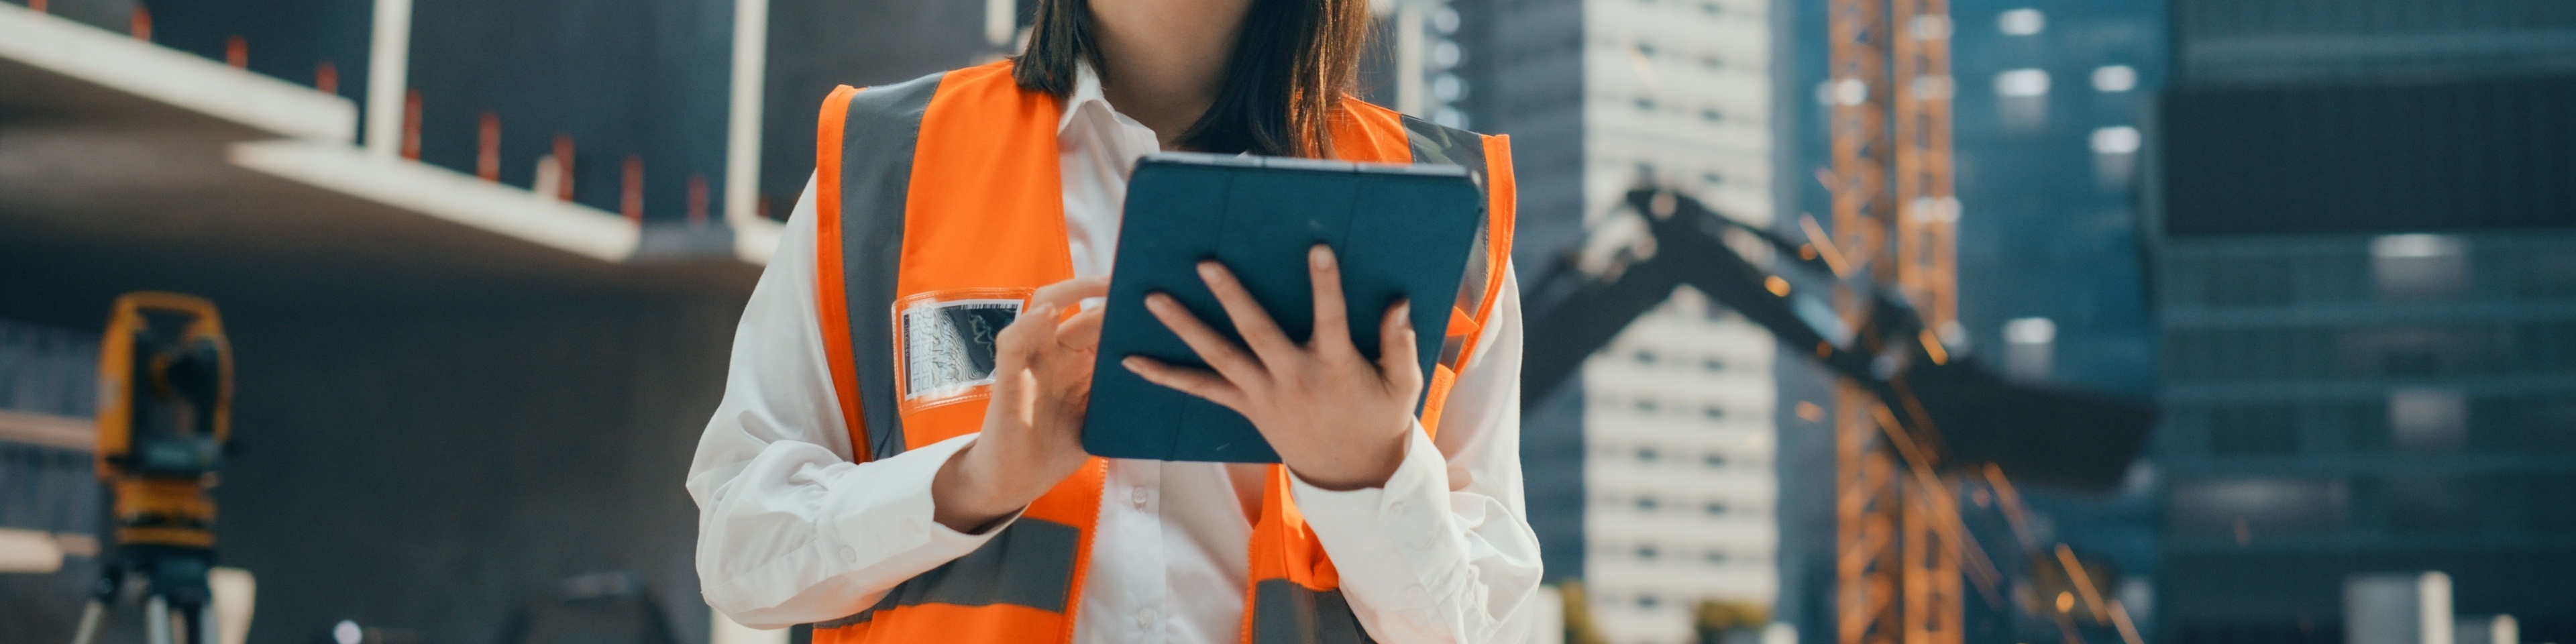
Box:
[1081, 153, 1486, 463]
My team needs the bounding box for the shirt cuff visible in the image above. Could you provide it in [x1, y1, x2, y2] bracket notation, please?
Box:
[814, 433, 1018, 576]
[1289, 428, 1467, 612]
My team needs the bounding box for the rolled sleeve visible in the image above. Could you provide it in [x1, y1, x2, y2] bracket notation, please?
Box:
[1281, 270, 1543, 644]
[688, 176, 1018, 628]
[1291, 429, 1473, 612]
[815, 435, 1011, 568]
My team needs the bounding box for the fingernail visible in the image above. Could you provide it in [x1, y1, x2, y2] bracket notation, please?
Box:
[1310, 246, 1334, 270]
[1120, 356, 1144, 370]
[1197, 262, 1219, 278]
[1145, 293, 1168, 310]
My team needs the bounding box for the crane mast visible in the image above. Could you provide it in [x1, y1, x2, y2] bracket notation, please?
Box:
[1831, 0, 1962, 643]
[1511, 2, 2148, 639]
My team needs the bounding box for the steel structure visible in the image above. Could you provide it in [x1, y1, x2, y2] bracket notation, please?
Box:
[1513, 181, 2149, 644]
[1833, 0, 1962, 641]
[1509, 0, 2151, 641]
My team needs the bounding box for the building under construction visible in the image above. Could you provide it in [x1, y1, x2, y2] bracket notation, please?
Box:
[1, 0, 1002, 641]
[14, 0, 2561, 643]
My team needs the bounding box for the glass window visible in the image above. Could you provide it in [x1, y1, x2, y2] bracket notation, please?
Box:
[1994, 68, 2050, 97]
[1998, 8, 2043, 36]
[2206, 402, 2298, 457]
[2388, 388, 2468, 451]
[2167, 477, 2348, 533]
[2371, 233, 2470, 301]
[2092, 65, 2138, 92]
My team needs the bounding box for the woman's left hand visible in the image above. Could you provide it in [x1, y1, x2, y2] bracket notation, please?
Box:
[1123, 245, 1424, 491]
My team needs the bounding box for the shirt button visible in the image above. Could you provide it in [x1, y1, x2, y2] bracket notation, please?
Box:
[839, 546, 857, 564]
[1387, 500, 1407, 517]
[1131, 486, 1149, 508]
[1135, 608, 1157, 629]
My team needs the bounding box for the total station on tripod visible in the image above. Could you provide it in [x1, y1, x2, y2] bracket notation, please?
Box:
[74, 292, 235, 644]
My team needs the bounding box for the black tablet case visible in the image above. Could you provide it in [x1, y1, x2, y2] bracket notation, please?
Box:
[1081, 153, 1485, 462]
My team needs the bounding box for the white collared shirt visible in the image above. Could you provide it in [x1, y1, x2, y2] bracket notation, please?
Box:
[686, 66, 1541, 644]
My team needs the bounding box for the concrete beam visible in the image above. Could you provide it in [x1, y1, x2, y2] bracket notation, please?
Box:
[0, 3, 354, 142]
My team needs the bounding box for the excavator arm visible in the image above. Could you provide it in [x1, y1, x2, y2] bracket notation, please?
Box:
[1518, 186, 2153, 492]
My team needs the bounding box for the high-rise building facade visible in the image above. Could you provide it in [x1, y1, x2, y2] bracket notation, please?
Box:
[2153, 1, 2576, 641]
[1445, 0, 1784, 640]
[1583, 293, 1781, 644]
[1447, 0, 1784, 641]
[1574, 0, 1781, 641]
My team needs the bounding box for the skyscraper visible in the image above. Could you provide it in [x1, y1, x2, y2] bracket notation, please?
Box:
[1574, 0, 1782, 641]
[2152, 1, 2576, 641]
[1450, 0, 1786, 640]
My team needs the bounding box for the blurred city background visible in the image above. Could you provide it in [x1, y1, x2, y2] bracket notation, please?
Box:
[1, 0, 2570, 643]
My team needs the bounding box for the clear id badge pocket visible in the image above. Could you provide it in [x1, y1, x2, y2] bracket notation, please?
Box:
[890, 288, 1032, 413]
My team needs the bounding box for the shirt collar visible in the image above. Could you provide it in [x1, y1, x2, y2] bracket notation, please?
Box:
[1059, 62, 1113, 134]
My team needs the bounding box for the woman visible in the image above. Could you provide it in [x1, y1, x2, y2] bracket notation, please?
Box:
[686, 0, 1540, 641]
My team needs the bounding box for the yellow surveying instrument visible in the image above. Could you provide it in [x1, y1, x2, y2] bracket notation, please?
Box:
[72, 292, 234, 644]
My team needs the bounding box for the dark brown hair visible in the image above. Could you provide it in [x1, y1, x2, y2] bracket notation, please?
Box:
[1012, 0, 1371, 158]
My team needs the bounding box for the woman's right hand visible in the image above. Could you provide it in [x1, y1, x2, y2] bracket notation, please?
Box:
[931, 277, 1109, 533]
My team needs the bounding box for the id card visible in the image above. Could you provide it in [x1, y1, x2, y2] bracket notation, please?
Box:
[892, 288, 1030, 412]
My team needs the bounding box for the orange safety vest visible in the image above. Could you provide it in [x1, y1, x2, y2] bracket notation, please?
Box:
[806, 60, 1516, 644]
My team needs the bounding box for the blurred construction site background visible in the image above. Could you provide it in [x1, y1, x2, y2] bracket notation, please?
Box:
[1, 0, 2571, 643]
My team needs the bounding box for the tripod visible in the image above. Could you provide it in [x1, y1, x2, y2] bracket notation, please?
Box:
[70, 545, 219, 644]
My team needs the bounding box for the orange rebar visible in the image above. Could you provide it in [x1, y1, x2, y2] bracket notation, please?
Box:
[1919, 329, 1948, 364]
[688, 174, 710, 227]
[2055, 544, 2109, 619]
[129, 7, 150, 40]
[553, 136, 577, 201]
[1801, 213, 1855, 277]
[1868, 402, 2004, 601]
[477, 112, 501, 181]
[315, 60, 339, 95]
[225, 36, 247, 68]
[1980, 464, 2041, 550]
[621, 155, 645, 223]
[400, 89, 422, 160]
[2108, 601, 2146, 644]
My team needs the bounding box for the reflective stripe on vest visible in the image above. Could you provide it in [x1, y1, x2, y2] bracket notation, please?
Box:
[810, 60, 1514, 644]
